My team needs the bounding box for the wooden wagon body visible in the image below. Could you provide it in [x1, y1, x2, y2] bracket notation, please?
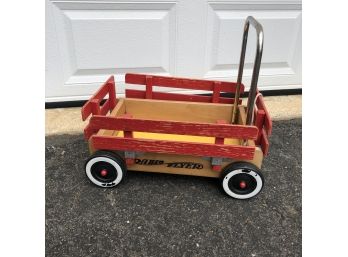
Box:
[82, 73, 271, 178]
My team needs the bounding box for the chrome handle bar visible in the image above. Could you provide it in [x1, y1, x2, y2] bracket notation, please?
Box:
[232, 16, 264, 125]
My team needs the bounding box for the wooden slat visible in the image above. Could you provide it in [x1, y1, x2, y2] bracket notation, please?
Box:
[84, 99, 126, 139]
[214, 120, 226, 144]
[145, 75, 153, 99]
[91, 136, 255, 160]
[81, 102, 92, 121]
[254, 109, 265, 144]
[90, 99, 101, 115]
[100, 98, 110, 116]
[238, 106, 255, 147]
[108, 77, 117, 110]
[260, 128, 269, 156]
[125, 73, 244, 93]
[89, 116, 258, 140]
[124, 98, 234, 123]
[84, 124, 98, 140]
[90, 80, 112, 103]
[110, 99, 126, 116]
[212, 82, 221, 103]
[256, 94, 272, 135]
[125, 89, 242, 104]
[122, 113, 134, 138]
[81, 75, 115, 120]
[100, 99, 126, 137]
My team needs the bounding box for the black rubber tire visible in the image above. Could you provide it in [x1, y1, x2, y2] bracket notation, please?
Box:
[220, 162, 264, 199]
[85, 150, 127, 188]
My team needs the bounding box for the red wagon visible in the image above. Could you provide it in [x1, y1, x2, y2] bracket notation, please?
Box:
[81, 16, 272, 199]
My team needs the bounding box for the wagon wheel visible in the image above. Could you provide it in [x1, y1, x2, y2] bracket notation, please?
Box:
[221, 162, 264, 199]
[85, 150, 127, 188]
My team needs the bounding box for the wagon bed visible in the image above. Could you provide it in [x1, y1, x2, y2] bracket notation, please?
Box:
[82, 73, 271, 178]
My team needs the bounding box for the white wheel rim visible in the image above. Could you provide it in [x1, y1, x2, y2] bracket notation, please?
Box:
[85, 156, 123, 187]
[222, 169, 263, 199]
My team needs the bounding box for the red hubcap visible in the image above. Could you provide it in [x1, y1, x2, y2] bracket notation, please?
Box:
[239, 181, 247, 189]
[100, 169, 108, 177]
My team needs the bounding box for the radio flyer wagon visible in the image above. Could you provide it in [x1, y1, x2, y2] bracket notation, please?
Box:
[81, 16, 272, 199]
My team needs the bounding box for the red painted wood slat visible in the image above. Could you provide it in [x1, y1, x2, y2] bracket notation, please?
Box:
[256, 94, 272, 135]
[81, 104, 92, 121]
[145, 75, 153, 99]
[84, 123, 98, 140]
[125, 73, 244, 93]
[91, 136, 255, 160]
[125, 89, 242, 104]
[100, 98, 110, 116]
[212, 82, 221, 103]
[81, 75, 116, 121]
[108, 77, 117, 110]
[89, 116, 259, 140]
[254, 109, 265, 144]
[90, 99, 101, 115]
[260, 128, 269, 156]
[214, 120, 226, 144]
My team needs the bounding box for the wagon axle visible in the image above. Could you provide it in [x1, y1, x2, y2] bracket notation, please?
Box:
[100, 169, 108, 177]
[239, 181, 247, 189]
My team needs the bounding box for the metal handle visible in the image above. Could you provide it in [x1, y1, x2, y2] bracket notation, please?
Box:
[231, 16, 264, 125]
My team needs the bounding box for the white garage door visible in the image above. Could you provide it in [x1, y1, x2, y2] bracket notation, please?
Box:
[45, 0, 302, 102]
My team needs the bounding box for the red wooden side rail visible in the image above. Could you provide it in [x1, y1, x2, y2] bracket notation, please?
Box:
[87, 115, 257, 161]
[253, 92, 272, 156]
[125, 73, 244, 104]
[125, 89, 242, 104]
[86, 116, 259, 140]
[81, 76, 117, 121]
[91, 136, 255, 160]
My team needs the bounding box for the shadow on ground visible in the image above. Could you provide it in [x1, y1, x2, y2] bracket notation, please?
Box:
[46, 119, 301, 257]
